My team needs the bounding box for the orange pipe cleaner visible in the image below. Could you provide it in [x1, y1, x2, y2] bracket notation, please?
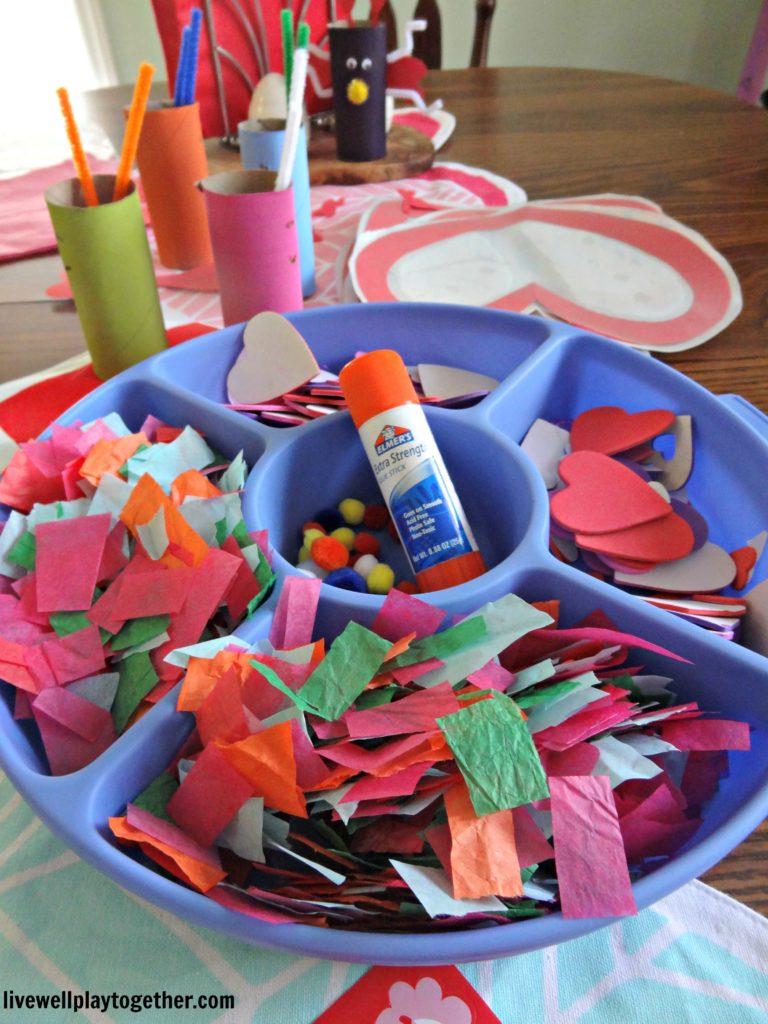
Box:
[55, 87, 99, 207]
[113, 62, 155, 202]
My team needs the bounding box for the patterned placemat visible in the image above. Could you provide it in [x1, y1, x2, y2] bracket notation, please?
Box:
[1, 769, 766, 1023]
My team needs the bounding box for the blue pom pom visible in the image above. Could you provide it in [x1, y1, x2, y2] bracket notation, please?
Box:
[313, 508, 345, 532]
[324, 567, 367, 592]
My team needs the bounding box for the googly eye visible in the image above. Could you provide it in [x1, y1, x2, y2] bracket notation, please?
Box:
[361, 57, 372, 70]
[345, 57, 357, 70]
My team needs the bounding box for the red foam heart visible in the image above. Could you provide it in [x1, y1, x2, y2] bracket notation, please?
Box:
[576, 509, 695, 562]
[551, 451, 673, 534]
[730, 545, 758, 590]
[570, 406, 676, 455]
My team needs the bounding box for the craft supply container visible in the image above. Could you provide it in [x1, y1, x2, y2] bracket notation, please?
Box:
[238, 118, 316, 298]
[133, 100, 213, 270]
[199, 169, 303, 325]
[1, 304, 768, 965]
[45, 174, 167, 380]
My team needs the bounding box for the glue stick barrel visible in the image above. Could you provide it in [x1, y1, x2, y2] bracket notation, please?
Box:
[339, 349, 486, 592]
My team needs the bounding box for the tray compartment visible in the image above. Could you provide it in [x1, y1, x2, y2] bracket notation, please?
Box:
[484, 333, 768, 593]
[147, 303, 561, 406]
[84, 560, 768, 965]
[0, 378, 274, 780]
[242, 402, 550, 621]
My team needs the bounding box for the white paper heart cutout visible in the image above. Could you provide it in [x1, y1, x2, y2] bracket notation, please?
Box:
[227, 312, 320, 405]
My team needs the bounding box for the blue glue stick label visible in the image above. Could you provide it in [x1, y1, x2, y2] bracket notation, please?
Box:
[358, 404, 480, 573]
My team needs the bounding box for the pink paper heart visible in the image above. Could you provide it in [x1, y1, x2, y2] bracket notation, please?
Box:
[570, 406, 676, 456]
[576, 509, 694, 562]
[226, 312, 319, 405]
[551, 451, 672, 535]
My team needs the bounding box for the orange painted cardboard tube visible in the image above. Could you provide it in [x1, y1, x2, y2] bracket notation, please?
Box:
[133, 101, 212, 269]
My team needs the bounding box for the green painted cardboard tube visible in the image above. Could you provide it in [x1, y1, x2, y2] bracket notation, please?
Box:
[46, 174, 167, 380]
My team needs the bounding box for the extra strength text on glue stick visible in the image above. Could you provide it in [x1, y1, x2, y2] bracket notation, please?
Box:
[339, 349, 486, 592]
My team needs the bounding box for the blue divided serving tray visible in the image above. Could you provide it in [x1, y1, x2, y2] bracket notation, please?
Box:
[1, 303, 768, 966]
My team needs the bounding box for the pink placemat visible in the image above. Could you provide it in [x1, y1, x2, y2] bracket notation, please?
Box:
[0, 157, 120, 263]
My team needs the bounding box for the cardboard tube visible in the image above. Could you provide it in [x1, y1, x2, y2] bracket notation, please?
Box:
[133, 101, 213, 269]
[45, 175, 167, 380]
[238, 118, 316, 298]
[329, 23, 387, 162]
[199, 169, 303, 326]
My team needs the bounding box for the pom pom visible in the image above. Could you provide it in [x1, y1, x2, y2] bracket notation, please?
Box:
[330, 526, 356, 551]
[313, 508, 344, 532]
[352, 553, 378, 580]
[301, 520, 327, 535]
[311, 535, 349, 571]
[297, 544, 311, 562]
[353, 531, 380, 556]
[363, 503, 389, 529]
[324, 567, 367, 592]
[302, 527, 325, 548]
[338, 497, 366, 526]
[367, 562, 395, 594]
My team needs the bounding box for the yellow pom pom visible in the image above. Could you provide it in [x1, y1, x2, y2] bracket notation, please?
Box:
[346, 78, 369, 105]
[303, 528, 325, 549]
[367, 562, 395, 595]
[330, 526, 356, 550]
[338, 498, 366, 526]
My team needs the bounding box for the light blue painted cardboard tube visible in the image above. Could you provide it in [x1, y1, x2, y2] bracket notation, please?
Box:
[238, 118, 316, 298]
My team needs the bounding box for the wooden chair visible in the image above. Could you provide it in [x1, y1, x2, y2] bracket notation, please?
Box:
[737, 0, 768, 105]
[379, 0, 497, 70]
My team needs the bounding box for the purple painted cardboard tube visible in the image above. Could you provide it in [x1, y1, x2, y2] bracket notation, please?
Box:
[329, 22, 387, 162]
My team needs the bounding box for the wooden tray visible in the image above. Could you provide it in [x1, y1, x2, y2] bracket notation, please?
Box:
[307, 122, 435, 185]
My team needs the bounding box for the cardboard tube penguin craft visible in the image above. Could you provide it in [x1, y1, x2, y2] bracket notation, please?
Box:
[329, 22, 388, 162]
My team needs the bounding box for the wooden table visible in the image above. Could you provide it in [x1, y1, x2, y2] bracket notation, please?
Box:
[1, 66, 767, 913]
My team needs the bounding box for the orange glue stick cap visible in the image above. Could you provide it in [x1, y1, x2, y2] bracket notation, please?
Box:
[339, 349, 418, 428]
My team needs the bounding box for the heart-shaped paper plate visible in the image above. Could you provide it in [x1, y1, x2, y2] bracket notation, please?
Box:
[349, 196, 742, 352]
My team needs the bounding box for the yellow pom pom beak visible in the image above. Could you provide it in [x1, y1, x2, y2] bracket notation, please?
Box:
[346, 78, 370, 105]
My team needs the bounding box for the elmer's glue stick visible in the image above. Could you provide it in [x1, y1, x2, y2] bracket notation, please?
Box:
[339, 349, 486, 592]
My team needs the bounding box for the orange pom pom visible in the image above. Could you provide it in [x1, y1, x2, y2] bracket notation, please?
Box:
[310, 535, 349, 571]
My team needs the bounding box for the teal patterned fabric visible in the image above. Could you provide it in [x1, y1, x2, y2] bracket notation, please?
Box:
[1, 770, 766, 1023]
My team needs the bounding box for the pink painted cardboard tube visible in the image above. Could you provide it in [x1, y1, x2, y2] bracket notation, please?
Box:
[199, 169, 303, 325]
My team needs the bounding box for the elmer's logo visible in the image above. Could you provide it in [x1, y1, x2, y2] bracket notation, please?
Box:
[374, 424, 414, 456]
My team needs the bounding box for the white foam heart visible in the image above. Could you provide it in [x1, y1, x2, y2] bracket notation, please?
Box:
[226, 312, 319, 405]
[614, 541, 737, 593]
[416, 363, 498, 400]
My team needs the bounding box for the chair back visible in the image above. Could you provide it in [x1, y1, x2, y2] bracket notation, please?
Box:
[379, 0, 497, 69]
